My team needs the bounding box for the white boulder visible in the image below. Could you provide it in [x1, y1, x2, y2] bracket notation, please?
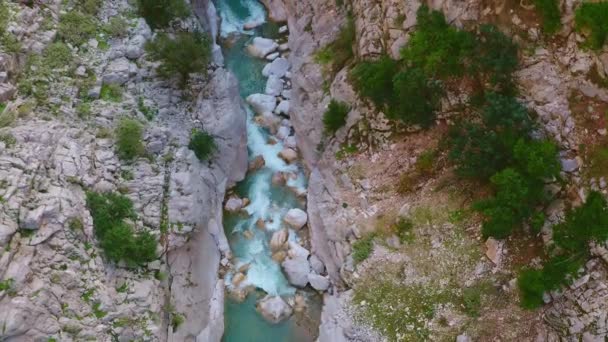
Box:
[284, 208, 307, 229]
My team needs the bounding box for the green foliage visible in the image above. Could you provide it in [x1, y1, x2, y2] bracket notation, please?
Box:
[575, 2, 608, 50]
[513, 139, 560, 180]
[104, 17, 129, 38]
[86, 191, 157, 266]
[76, 102, 92, 119]
[0, 2, 8, 34]
[394, 218, 414, 243]
[100, 84, 123, 102]
[475, 168, 544, 238]
[518, 191, 608, 309]
[553, 191, 608, 254]
[390, 68, 443, 126]
[43, 42, 73, 69]
[79, 0, 102, 15]
[146, 32, 211, 87]
[171, 313, 185, 331]
[323, 99, 350, 133]
[473, 24, 519, 92]
[352, 234, 375, 263]
[188, 129, 217, 161]
[315, 15, 355, 73]
[534, 0, 562, 35]
[415, 149, 436, 175]
[0, 132, 16, 147]
[401, 5, 476, 79]
[349, 56, 399, 108]
[449, 94, 534, 180]
[517, 268, 545, 309]
[137, 0, 189, 30]
[58, 11, 97, 46]
[115, 118, 145, 160]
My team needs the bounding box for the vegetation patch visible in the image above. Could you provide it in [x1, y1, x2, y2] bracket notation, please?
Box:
[137, 0, 189, 30]
[58, 11, 97, 46]
[323, 99, 350, 134]
[518, 191, 608, 309]
[103, 17, 129, 38]
[352, 233, 375, 264]
[115, 118, 145, 161]
[188, 129, 217, 162]
[534, 0, 561, 34]
[44, 42, 73, 69]
[86, 191, 156, 266]
[146, 31, 211, 88]
[314, 15, 355, 74]
[100, 84, 123, 102]
[575, 1, 608, 50]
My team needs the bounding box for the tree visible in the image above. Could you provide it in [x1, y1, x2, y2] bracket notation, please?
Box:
[323, 99, 350, 134]
[349, 56, 398, 108]
[575, 2, 608, 50]
[389, 68, 443, 127]
[188, 129, 217, 161]
[146, 31, 211, 88]
[137, 0, 189, 30]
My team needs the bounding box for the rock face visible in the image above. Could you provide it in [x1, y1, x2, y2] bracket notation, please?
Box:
[257, 295, 293, 323]
[0, 0, 246, 341]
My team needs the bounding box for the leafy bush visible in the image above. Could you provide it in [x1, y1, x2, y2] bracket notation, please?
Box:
[394, 218, 414, 243]
[115, 118, 145, 160]
[43, 42, 73, 69]
[352, 234, 375, 263]
[390, 68, 443, 127]
[146, 32, 211, 87]
[137, 0, 189, 30]
[314, 15, 355, 73]
[534, 0, 561, 35]
[188, 129, 217, 161]
[79, 0, 102, 15]
[513, 139, 560, 180]
[517, 268, 545, 309]
[104, 17, 129, 38]
[415, 149, 436, 175]
[473, 24, 519, 92]
[86, 191, 156, 266]
[58, 11, 97, 46]
[401, 5, 476, 79]
[449, 94, 534, 180]
[575, 2, 608, 50]
[350, 56, 399, 109]
[323, 99, 350, 133]
[518, 191, 608, 309]
[100, 84, 123, 102]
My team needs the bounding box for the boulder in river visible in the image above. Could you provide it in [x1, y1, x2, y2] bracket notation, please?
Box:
[282, 256, 311, 287]
[249, 155, 266, 171]
[246, 93, 277, 114]
[257, 295, 293, 324]
[270, 229, 288, 252]
[284, 208, 307, 229]
[278, 148, 298, 163]
[262, 57, 290, 78]
[246, 37, 279, 58]
[308, 273, 330, 291]
[224, 196, 244, 212]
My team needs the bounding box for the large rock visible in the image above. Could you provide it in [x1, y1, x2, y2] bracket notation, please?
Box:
[246, 37, 279, 58]
[225, 197, 244, 212]
[257, 295, 293, 323]
[308, 273, 330, 291]
[278, 148, 298, 163]
[270, 229, 288, 251]
[125, 35, 146, 60]
[282, 256, 310, 287]
[265, 75, 283, 96]
[283, 208, 307, 229]
[246, 93, 277, 114]
[102, 57, 135, 85]
[259, 0, 288, 22]
[262, 57, 290, 78]
[0, 83, 16, 102]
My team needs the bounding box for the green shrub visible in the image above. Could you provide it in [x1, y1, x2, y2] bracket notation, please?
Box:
[0, 2, 8, 34]
[575, 2, 608, 50]
[349, 56, 399, 109]
[79, 0, 102, 15]
[415, 149, 436, 175]
[188, 129, 216, 161]
[534, 0, 562, 35]
[517, 268, 545, 309]
[86, 191, 156, 266]
[513, 139, 560, 180]
[449, 93, 533, 180]
[100, 84, 123, 102]
[323, 99, 350, 133]
[390, 68, 443, 127]
[401, 5, 476, 79]
[76, 102, 92, 119]
[104, 17, 129, 38]
[146, 32, 211, 88]
[553, 191, 608, 254]
[314, 15, 355, 73]
[171, 313, 185, 330]
[58, 11, 97, 46]
[352, 234, 375, 264]
[394, 218, 414, 243]
[473, 24, 519, 92]
[137, 0, 189, 30]
[43, 42, 73, 69]
[115, 118, 145, 160]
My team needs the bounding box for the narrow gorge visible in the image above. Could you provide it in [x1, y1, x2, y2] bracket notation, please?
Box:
[2, 0, 608, 341]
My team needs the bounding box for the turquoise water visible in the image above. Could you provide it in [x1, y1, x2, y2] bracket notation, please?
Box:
[217, 0, 320, 341]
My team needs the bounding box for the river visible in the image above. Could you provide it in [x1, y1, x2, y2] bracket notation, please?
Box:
[216, 0, 321, 341]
